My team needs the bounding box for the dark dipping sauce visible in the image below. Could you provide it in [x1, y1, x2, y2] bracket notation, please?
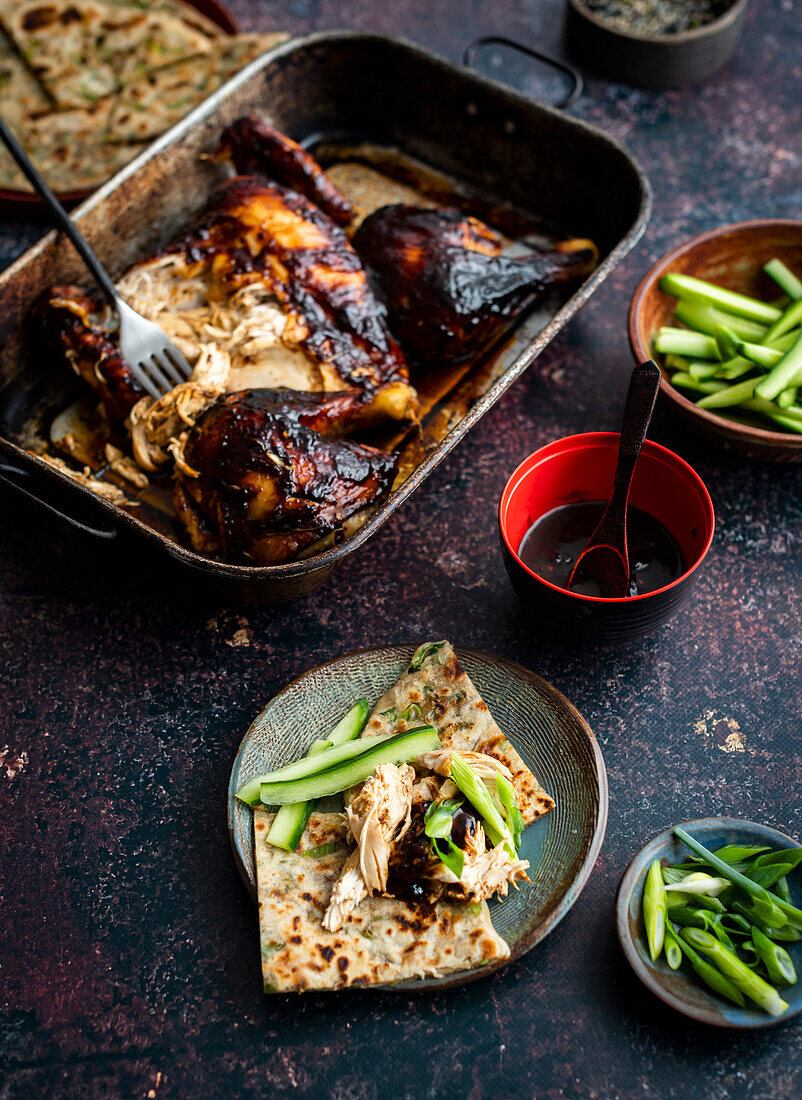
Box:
[518, 500, 685, 598]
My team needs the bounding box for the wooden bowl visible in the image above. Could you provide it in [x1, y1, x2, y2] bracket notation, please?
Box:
[629, 220, 802, 462]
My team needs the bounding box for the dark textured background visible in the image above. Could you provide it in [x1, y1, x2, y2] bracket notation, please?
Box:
[1, 1, 801, 1097]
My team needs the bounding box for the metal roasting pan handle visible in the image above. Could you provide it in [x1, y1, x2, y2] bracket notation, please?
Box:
[0, 462, 117, 540]
[463, 36, 583, 110]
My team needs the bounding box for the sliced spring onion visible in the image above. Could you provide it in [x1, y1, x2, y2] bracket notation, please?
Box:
[448, 753, 516, 856]
[674, 827, 790, 928]
[764, 258, 802, 302]
[258, 726, 441, 805]
[659, 273, 783, 324]
[663, 925, 683, 970]
[643, 859, 666, 962]
[751, 927, 798, 986]
[496, 773, 524, 850]
[424, 798, 465, 880]
[664, 873, 731, 897]
[680, 928, 788, 1016]
[676, 933, 745, 1007]
[673, 299, 769, 342]
[756, 330, 802, 401]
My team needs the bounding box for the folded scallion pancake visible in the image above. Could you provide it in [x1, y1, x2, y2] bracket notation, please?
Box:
[363, 641, 555, 825]
[0, 100, 146, 191]
[254, 810, 510, 992]
[0, 0, 212, 109]
[107, 33, 288, 143]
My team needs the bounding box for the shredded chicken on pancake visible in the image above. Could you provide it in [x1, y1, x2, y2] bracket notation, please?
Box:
[323, 763, 414, 932]
[417, 749, 513, 782]
[428, 818, 530, 904]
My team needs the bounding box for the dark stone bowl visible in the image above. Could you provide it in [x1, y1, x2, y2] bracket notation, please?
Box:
[617, 817, 802, 1028]
[566, 0, 750, 88]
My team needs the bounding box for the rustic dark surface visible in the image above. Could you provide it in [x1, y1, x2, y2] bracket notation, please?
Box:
[1, 1, 801, 1097]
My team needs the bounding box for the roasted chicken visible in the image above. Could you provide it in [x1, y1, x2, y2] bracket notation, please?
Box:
[354, 204, 597, 365]
[37, 118, 597, 568]
[173, 388, 399, 564]
[213, 115, 354, 227]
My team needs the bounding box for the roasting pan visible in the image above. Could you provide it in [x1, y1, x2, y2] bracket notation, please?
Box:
[0, 32, 651, 603]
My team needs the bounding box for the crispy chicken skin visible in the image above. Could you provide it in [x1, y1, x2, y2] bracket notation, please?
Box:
[174, 388, 399, 564]
[323, 763, 414, 931]
[38, 285, 145, 419]
[213, 116, 354, 226]
[168, 177, 416, 417]
[354, 204, 597, 366]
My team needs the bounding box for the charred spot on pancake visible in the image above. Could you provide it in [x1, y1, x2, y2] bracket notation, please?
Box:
[290, 935, 302, 945]
[317, 945, 335, 962]
[292, 916, 301, 930]
[337, 957, 349, 972]
[474, 700, 488, 712]
[255, 821, 265, 831]
[444, 656, 464, 681]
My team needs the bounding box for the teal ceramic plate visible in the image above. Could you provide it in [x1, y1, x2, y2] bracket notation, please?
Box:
[228, 644, 608, 989]
[617, 817, 802, 1028]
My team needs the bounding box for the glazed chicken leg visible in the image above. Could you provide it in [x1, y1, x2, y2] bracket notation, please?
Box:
[213, 115, 354, 226]
[173, 388, 399, 563]
[354, 204, 597, 366]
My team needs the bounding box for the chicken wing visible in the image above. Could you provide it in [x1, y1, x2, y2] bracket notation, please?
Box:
[213, 115, 354, 226]
[354, 204, 597, 366]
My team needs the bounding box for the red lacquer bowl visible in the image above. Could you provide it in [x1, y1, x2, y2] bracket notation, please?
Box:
[498, 433, 715, 643]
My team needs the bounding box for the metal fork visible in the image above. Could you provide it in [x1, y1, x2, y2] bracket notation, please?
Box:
[0, 114, 191, 399]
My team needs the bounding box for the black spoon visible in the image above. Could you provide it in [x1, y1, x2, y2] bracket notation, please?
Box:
[567, 359, 662, 598]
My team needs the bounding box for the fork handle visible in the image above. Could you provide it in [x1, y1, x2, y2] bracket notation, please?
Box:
[0, 113, 120, 307]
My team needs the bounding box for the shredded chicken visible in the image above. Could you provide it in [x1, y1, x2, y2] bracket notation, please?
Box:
[411, 774, 441, 804]
[104, 443, 149, 489]
[116, 255, 316, 390]
[38, 453, 131, 506]
[323, 763, 414, 931]
[128, 344, 230, 472]
[426, 819, 530, 903]
[416, 750, 513, 782]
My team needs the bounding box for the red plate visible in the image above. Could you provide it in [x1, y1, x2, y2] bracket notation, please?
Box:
[0, 0, 239, 215]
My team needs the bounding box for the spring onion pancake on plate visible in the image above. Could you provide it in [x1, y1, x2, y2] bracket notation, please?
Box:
[228, 643, 608, 993]
[0, 2, 286, 196]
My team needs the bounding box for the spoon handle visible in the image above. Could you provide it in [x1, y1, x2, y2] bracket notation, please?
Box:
[608, 359, 662, 517]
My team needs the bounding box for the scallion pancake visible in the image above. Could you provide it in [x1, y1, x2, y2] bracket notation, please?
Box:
[254, 810, 510, 992]
[362, 641, 555, 825]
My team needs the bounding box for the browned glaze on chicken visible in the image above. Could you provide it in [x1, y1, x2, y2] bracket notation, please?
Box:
[213, 116, 353, 226]
[38, 285, 145, 419]
[173, 388, 399, 564]
[354, 204, 597, 366]
[170, 177, 416, 419]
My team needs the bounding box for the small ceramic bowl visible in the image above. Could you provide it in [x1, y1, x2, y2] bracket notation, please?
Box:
[617, 817, 802, 1028]
[498, 432, 714, 643]
[566, 0, 750, 88]
[630, 219, 802, 462]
